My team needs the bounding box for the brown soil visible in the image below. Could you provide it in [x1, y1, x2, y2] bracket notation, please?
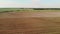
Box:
[0, 12, 60, 34]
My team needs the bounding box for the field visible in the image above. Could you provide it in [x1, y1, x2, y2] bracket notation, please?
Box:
[0, 8, 60, 34]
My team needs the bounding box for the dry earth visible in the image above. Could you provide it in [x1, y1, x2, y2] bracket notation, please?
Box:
[0, 12, 60, 34]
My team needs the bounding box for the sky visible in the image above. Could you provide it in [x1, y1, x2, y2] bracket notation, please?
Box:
[0, 0, 60, 8]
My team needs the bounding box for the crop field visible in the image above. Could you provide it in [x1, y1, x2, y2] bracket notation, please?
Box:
[0, 8, 60, 34]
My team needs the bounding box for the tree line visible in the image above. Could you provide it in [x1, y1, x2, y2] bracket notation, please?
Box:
[33, 8, 60, 10]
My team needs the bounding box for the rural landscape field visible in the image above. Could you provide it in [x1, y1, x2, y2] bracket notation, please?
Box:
[0, 8, 60, 34]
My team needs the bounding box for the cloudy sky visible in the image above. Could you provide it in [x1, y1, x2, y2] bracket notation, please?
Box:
[0, 0, 60, 8]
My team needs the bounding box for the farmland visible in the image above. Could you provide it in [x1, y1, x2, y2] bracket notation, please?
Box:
[0, 8, 60, 34]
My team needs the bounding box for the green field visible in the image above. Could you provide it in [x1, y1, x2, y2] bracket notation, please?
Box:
[0, 8, 60, 13]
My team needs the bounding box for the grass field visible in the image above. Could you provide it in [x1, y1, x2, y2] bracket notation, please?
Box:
[0, 8, 60, 34]
[0, 8, 60, 13]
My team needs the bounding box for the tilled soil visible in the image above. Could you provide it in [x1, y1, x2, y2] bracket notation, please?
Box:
[0, 12, 60, 34]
